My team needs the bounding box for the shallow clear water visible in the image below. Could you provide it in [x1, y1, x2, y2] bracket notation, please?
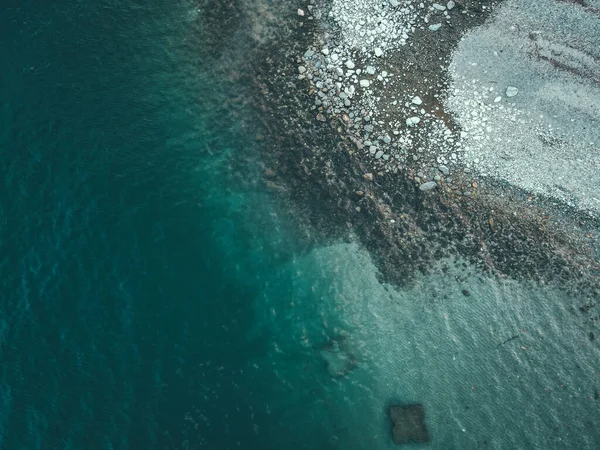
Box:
[1, 1, 599, 449]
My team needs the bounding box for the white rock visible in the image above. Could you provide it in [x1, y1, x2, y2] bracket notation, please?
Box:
[406, 117, 421, 126]
[506, 86, 519, 97]
[360, 79, 370, 87]
[322, 48, 329, 55]
[390, 0, 400, 7]
[494, 96, 502, 103]
[374, 48, 384, 57]
[433, 3, 446, 10]
[345, 60, 355, 69]
[447, 1, 455, 10]
[419, 181, 437, 192]
[366, 66, 376, 74]
[429, 23, 442, 31]
[297, 8, 305, 16]
[298, 66, 307, 74]
[412, 96, 423, 105]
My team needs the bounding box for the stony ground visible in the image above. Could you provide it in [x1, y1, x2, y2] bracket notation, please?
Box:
[242, 0, 600, 313]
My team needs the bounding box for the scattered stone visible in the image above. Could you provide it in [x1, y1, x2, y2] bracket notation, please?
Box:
[439, 165, 450, 175]
[298, 66, 306, 74]
[595, 389, 600, 400]
[390, 0, 400, 7]
[428, 23, 442, 31]
[360, 79, 371, 88]
[345, 60, 355, 69]
[375, 150, 384, 159]
[374, 47, 384, 57]
[389, 404, 429, 445]
[462, 289, 470, 296]
[363, 173, 374, 181]
[590, 331, 595, 341]
[412, 96, 423, 105]
[433, 3, 446, 11]
[419, 181, 437, 192]
[506, 86, 519, 97]
[447, 1, 455, 10]
[297, 8, 305, 17]
[494, 96, 502, 103]
[263, 168, 276, 178]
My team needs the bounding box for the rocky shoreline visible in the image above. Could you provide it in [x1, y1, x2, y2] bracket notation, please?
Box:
[244, 1, 600, 309]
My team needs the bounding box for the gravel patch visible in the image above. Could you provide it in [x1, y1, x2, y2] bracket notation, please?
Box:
[445, 0, 600, 215]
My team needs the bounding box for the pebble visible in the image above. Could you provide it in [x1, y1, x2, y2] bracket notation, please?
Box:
[428, 23, 442, 31]
[375, 150, 384, 159]
[433, 3, 446, 11]
[390, 0, 400, 7]
[439, 165, 450, 175]
[447, 1, 455, 10]
[297, 8, 305, 16]
[360, 79, 370, 87]
[412, 96, 423, 105]
[506, 86, 519, 97]
[298, 66, 307, 74]
[374, 48, 384, 57]
[419, 181, 437, 192]
[494, 96, 502, 103]
[345, 60, 355, 69]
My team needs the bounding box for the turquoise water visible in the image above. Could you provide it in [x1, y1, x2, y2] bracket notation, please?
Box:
[1, 1, 599, 449]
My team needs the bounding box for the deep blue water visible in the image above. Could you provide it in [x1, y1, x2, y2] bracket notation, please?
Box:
[0, 1, 290, 448]
[2, 1, 600, 449]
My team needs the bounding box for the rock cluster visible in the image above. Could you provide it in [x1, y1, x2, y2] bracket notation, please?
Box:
[298, 0, 472, 189]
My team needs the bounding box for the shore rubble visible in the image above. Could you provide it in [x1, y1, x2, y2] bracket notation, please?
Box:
[248, 0, 600, 317]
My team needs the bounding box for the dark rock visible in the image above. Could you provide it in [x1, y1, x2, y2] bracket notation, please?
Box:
[389, 404, 429, 445]
[595, 389, 600, 400]
[462, 289, 470, 296]
[589, 331, 595, 341]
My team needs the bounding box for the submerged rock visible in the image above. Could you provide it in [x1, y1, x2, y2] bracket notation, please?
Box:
[320, 338, 358, 378]
[389, 404, 429, 444]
